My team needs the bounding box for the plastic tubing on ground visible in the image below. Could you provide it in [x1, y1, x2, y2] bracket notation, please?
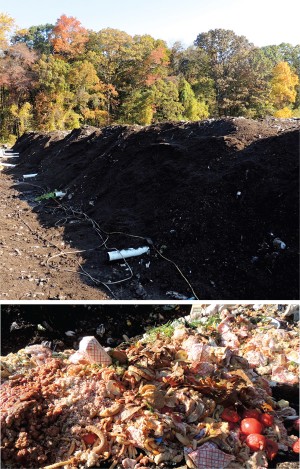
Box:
[107, 246, 150, 261]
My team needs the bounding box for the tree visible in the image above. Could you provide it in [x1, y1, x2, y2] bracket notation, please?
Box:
[119, 88, 154, 125]
[0, 13, 15, 50]
[144, 43, 169, 85]
[194, 29, 254, 116]
[120, 78, 185, 124]
[86, 28, 136, 120]
[261, 43, 300, 111]
[10, 102, 33, 136]
[270, 61, 299, 116]
[12, 24, 54, 55]
[33, 55, 73, 130]
[50, 15, 88, 59]
[34, 55, 70, 93]
[34, 90, 81, 130]
[240, 48, 273, 117]
[0, 43, 37, 139]
[86, 30, 171, 121]
[151, 79, 183, 121]
[68, 60, 111, 125]
[261, 43, 300, 75]
[178, 78, 208, 120]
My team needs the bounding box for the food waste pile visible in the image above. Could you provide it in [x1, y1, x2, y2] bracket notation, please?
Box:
[6, 117, 300, 300]
[1, 305, 299, 468]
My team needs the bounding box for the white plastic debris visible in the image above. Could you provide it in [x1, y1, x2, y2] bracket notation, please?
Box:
[107, 246, 150, 261]
[23, 173, 38, 179]
[65, 330, 76, 337]
[54, 191, 66, 198]
[0, 162, 16, 167]
[273, 238, 286, 250]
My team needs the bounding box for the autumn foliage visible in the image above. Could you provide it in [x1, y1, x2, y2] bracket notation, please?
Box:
[0, 13, 299, 141]
[50, 15, 88, 59]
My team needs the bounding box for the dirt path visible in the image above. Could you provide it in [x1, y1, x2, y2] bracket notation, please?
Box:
[0, 174, 108, 300]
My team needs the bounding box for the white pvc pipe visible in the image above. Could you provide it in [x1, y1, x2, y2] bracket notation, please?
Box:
[108, 246, 150, 261]
[23, 173, 38, 178]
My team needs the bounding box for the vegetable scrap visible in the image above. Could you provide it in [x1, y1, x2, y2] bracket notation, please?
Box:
[0, 305, 299, 468]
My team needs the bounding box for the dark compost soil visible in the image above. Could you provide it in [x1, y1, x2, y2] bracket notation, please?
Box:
[2, 117, 299, 300]
[0, 304, 190, 355]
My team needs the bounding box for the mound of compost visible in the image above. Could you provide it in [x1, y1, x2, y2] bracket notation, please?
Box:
[9, 117, 300, 300]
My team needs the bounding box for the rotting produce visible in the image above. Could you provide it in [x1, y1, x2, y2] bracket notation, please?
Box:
[1, 305, 299, 468]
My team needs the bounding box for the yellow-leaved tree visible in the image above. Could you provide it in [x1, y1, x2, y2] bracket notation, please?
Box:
[270, 61, 299, 117]
[0, 13, 15, 50]
[10, 102, 33, 136]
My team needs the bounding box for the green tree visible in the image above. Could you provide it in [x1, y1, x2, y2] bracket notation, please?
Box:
[34, 54, 70, 93]
[12, 24, 54, 55]
[194, 29, 254, 116]
[33, 55, 76, 130]
[120, 79, 184, 124]
[151, 79, 183, 121]
[119, 88, 154, 125]
[10, 102, 33, 136]
[178, 78, 208, 120]
[240, 48, 273, 117]
[68, 60, 111, 124]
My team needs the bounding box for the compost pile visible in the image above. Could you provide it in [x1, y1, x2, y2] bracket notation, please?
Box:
[1, 306, 299, 469]
[8, 117, 300, 299]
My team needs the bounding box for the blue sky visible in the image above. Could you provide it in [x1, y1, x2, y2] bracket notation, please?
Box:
[2, 0, 300, 47]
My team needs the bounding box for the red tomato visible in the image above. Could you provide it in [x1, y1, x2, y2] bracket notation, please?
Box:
[240, 418, 263, 435]
[259, 413, 274, 427]
[245, 433, 266, 451]
[242, 409, 261, 420]
[293, 438, 300, 453]
[265, 439, 278, 460]
[221, 408, 240, 423]
[82, 433, 97, 445]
